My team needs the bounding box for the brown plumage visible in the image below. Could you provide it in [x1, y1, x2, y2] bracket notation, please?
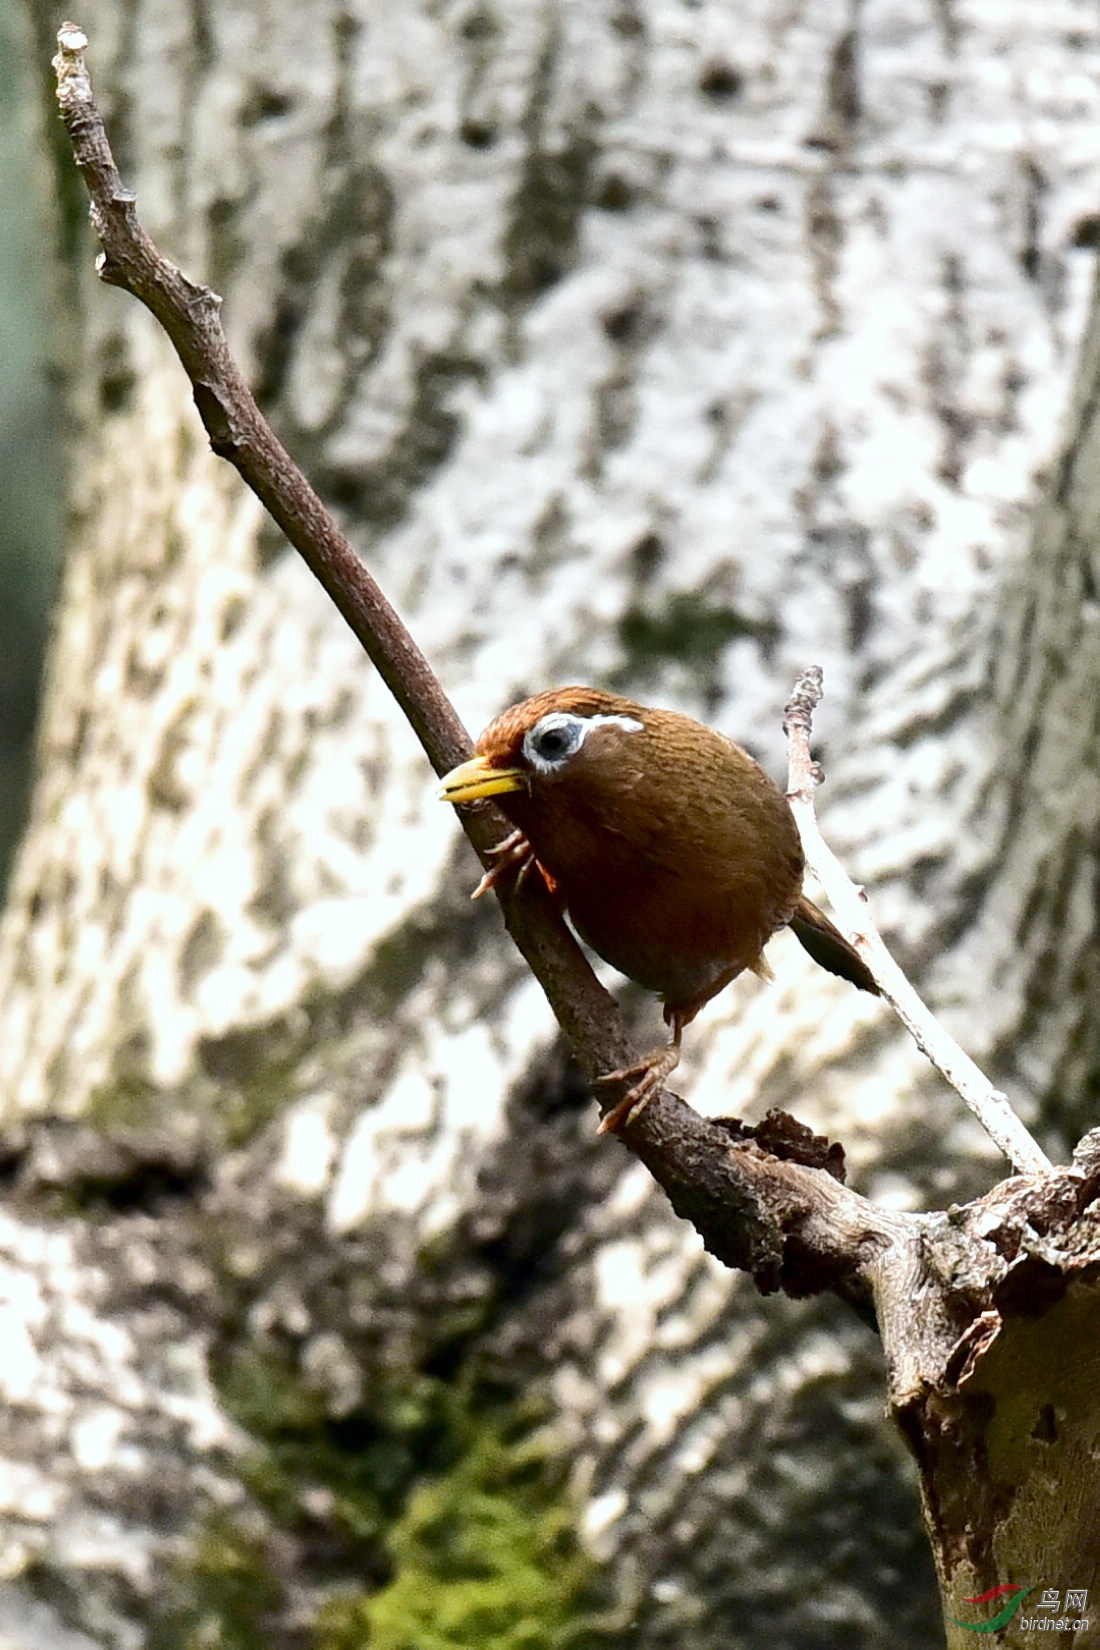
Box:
[439, 687, 877, 1131]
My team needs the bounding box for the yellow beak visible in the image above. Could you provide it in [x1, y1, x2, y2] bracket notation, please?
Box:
[437, 755, 527, 804]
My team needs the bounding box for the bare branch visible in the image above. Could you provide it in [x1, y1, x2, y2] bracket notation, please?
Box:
[51, 20, 634, 1095]
[784, 666, 1052, 1177]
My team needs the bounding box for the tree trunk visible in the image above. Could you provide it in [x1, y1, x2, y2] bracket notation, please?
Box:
[3, 1, 1100, 1645]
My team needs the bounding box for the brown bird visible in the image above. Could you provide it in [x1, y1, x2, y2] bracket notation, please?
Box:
[438, 687, 878, 1132]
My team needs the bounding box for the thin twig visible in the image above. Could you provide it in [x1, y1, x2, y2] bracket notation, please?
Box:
[784, 667, 1052, 1177]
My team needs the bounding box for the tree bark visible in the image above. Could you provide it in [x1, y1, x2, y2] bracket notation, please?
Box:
[3, 1, 1100, 1645]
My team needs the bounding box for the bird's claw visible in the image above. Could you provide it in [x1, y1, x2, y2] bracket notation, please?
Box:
[471, 828, 536, 899]
[595, 1044, 681, 1134]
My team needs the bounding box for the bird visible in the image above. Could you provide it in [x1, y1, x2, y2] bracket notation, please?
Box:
[438, 686, 878, 1133]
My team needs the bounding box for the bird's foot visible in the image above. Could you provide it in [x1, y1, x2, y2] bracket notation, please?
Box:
[594, 1042, 682, 1134]
[471, 828, 536, 899]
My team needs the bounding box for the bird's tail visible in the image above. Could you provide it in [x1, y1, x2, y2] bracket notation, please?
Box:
[788, 895, 880, 995]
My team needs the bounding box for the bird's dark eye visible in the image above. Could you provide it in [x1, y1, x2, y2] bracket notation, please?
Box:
[534, 727, 572, 757]
[523, 713, 585, 770]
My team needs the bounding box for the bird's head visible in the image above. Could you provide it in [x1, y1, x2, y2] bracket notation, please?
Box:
[437, 687, 648, 808]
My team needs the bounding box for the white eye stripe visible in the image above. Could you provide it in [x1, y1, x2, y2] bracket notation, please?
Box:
[590, 713, 645, 735]
[522, 711, 644, 773]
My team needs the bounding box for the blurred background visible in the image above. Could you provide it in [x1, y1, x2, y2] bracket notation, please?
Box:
[0, 9, 62, 891]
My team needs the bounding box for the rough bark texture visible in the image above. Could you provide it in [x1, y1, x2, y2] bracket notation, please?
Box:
[3, 1, 1100, 1645]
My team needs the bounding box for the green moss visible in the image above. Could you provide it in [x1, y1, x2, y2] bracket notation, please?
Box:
[205, 1331, 608, 1650]
[156, 1390, 607, 1650]
[316, 1426, 602, 1650]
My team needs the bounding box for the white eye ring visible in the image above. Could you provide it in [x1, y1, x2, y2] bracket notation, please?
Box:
[522, 711, 643, 773]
